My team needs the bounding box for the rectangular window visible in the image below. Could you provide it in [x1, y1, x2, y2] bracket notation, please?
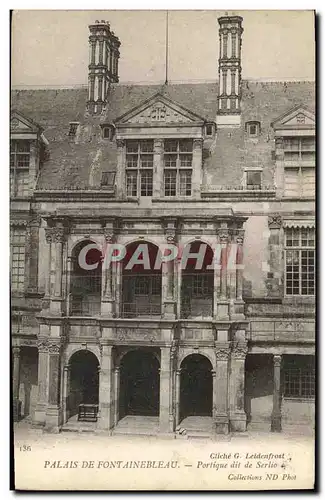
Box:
[125, 140, 153, 197]
[68, 122, 79, 136]
[10, 140, 30, 197]
[283, 137, 315, 197]
[10, 227, 26, 292]
[285, 227, 315, 296]
[284, 357, 315, 399]
[284, 167, 315, 197]
[100, 171, 116, 188]
[246, 170, 262, 190]
[164, 139, 193, 197]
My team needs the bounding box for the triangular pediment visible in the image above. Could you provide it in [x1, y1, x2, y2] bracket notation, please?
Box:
[115, 93, 205, 126]
[10, 110, 42, 134]
[271, 104, 315, 129]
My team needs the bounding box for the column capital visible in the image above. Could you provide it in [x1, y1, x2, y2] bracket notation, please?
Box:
[193, 138, 203, 149]
[268, 214, 282, 230]
[216, 227, 230, 245]
[12, 346, 21, 357]
[161, 217, 180, 244]
[215, 348, 230, 361]
[273, 354, 282, 367]
[116, 139, 125, 149]
[45, 226, 67, 244]
[231, 342, 248, 360]
[37, 338, 62, 354]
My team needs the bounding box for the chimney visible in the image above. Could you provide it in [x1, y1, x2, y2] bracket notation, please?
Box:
[87, 20, 121, 114]
[216, 14, 243, 127]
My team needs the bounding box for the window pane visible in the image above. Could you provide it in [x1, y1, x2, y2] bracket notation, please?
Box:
[179, 139, 193, 152]
[164, 170, 177, 196]
[140, 140, 153, 153]
[179, 170, 192, 196]
[126, 171, 137, 197]
[17, 154, 30, 168]
[164, 139, 178, 153]
[284, 168, 299, 196]
[126, 140, 138, 153]
[140, 154, 153, 168]
[301, 137, 315, 151]
[164, 154, 177, 168]
[16, 171, 29, 196]
[246, 170, 261, 189]
[301, 168, 315, 197]
[140, 170, 153, 196]
[126, 154, 138, 168]
[180, 154, 192, 167]
[10, 228, 26, 291]
[286, 249, 300, 295]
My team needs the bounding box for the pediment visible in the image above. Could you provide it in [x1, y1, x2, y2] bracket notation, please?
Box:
[115, 93, 205, 126]
[271, 105, 315, 129]
[10, 110, 42, 134]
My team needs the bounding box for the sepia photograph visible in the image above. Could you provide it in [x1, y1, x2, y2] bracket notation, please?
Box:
[10, 8, 316, 491]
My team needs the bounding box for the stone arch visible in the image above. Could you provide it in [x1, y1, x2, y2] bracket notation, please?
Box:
[69, 237, 103, 260]
[66, 346, 101, 366]
[116, 347, 160, 367]
[178, 349, 214, 370]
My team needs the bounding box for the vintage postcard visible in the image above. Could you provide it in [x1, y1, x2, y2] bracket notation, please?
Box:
[11, 9, 316, 491]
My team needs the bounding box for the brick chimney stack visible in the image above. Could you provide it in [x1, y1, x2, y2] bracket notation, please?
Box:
[87, 20, 121, 115]
[217, 14, 243, 127]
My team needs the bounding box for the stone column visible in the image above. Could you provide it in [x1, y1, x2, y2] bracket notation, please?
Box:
[98, 345, 113, 430]
[26, 216, 40, 293]
[33, 339, 49, 427]
[101, 223, 116, 317]
[153, 139, 164, 197]
[192, 138, 203, 199]
[216, 226, 229, 319]
[162, 219, 178, 318]
[234, 229, 245, 318]
[159, 347, 172, 433]
[271, 354, 282, 432]
[229, 342, 247, 432]
[114, 366, 120, 427]
[214, 342, 230, 434]
[12, 346, 21, 421]
[48, 223, 66, 315]
[175, 368, 181, 427]
[115, 139, 125, 199]
[62, 365, 70, 424]
[45, 340, 62, 433]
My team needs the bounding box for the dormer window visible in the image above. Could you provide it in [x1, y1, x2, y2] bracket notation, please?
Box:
[245, 169, 262, 190]
[205, 123, 215, 138]
[246, 120, 261, 137]
[68, 122, 79, 137]
[102, 125, 115, 140]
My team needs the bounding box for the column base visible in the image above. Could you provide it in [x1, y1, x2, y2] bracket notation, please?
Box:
[45, 405, 62, 433]
[230, 411, 247, 432]
[271, 414, 282, 432]
[49, 298, 64, 316]
[216, 301, 229, 320]
[33, 403, 47, 427]
[163, 300, 176, 319]
[98, 402, 113, 430]
[214, 414, 229, 434]
[101, 300, 114, 317]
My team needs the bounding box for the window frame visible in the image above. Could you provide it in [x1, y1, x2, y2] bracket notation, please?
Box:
[10, 139, 30, 198]
[283, 357, 315, 400]
[245, 169, 262, 190]
[125, 140, 154, 198]
[163, 139, 193, 197]
[10, 226, 26, 292]
[245, 120, 261, 137]
[284, 227, 315, 297]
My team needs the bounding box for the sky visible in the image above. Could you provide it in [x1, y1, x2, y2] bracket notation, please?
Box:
[11, 10, 315, 87]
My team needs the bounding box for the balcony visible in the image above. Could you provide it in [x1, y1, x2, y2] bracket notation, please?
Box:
[121, 300, 161, 319]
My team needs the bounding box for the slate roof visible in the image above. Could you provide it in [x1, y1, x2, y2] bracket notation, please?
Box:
[11, 80, 315, 191]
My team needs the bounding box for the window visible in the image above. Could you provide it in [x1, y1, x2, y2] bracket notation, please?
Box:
[283, 137, 315, 197]
[101, 171, 116, 187]
[246, 170, 261, 190]
[10, 140, 30, 197]
[133, 275, 161, 296]
[125, 140, 154, 197]
[192, 274, 213, 298]
[205, 123, 214, 137]
[285, 227, 315, 296]
[284, 357, 315, 399]
[164, 139, 193, 196]
[245, 121, 261, 137]
[68, 122, 79, 137]
[10, 227, 26, 292]
[102, 125, 114, 140]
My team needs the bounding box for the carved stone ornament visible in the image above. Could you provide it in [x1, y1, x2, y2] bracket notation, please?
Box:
[37, 339, 61, 354]
[215, 348, 230, 361]
[231, 343, 248, 359]
[103, 226, 115, 244]
[273, 354, 282, 367]
[11, 118, 19, 128]
[45, 226, 66, 244]
[116, 139, 125, 148]
[268, 215, 282, 230]
[45, 227, 53, 244]
[236, 229, 245, 246]
[170, 341, 177, 361]
[217, 229, 230, 245]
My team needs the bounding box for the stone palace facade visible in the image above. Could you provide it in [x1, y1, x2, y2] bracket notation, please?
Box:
[11, 14, 315, 436]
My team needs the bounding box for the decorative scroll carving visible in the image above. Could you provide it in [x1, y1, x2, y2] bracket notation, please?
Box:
[45, 226, 66, 243]
[268, 215, 282, 230]
[215, 348, 230, 361]
[273, 354, 282, 367]
[37, 338, 62, 354]
[231, 342, 248, 359]
[116, 328, 156, 342]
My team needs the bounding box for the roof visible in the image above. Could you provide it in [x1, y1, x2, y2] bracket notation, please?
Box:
[11, 80, 315, 191]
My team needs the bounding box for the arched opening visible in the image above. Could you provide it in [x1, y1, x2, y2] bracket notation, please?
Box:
[68, 350, 99, 419]
[69, 240, 102, 316]
[122, 241, 162, 317]
[181, 241, 214, 318]
[19, 346, 38, 421]
[180, 354, 213, 418]
[119, 350, 160, 418]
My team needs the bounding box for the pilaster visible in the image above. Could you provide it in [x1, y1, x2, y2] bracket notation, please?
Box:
[98, 345, 113, 430]
[153, 139, 164, 197]
[192, 138, 203, 199]
[229, 342, 248, 432]
[12, 346, 21, 421]
[271, 354, 282, 432]
[115, 139, 125, 199]
[214, 341, 230, 434]
[159, 346, 173, 433]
